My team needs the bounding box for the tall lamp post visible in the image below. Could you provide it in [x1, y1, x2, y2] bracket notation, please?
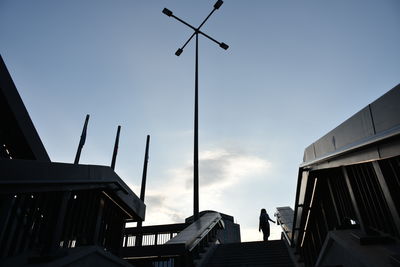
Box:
[162, 0, 229, 221]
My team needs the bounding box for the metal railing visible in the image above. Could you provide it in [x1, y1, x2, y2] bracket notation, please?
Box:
[275, 207, 294, 246]
[0, 189, 130, 261]
[121, 212, 224, 266]
[122, 223, 187, 247]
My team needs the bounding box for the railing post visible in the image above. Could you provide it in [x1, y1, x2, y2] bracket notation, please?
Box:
[93, 198, 105, 245]
[49, 192, 71, 252]
[124, 235, 128, 247]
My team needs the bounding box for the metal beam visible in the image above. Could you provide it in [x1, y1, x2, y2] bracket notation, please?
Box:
[342, 166, 366, 233]
[74, 114, 90, 164]
[140, 135, 150, 202]
[49, 192, 71, 251]
[326, 178, 341, 225]
[372, 161, 400, 235]
[111, 125, 121, 170]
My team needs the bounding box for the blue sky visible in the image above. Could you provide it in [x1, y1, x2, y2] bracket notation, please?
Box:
[1, 0, 399, 241]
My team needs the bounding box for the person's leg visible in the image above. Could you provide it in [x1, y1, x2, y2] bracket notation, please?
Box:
[262, 228, 267, 241]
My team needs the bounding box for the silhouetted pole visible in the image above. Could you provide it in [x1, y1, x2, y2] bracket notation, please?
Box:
[162, 0, 228, 221]
[111, 125, 121, 170]
[193, 33, 199, 220]
[140, 135, 150, 201]
[74, 114, 90, 164]
[137, 135, 150, 246]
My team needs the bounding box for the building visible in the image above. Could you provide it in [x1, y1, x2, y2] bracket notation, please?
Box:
[276, 83, 400, 266]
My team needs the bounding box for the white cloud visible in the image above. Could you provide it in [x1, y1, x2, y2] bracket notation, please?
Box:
[136, 146, 273, 242]
[170, 148, 271, 190]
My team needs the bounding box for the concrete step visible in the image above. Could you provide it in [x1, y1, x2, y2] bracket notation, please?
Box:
[206, 240, 294, 267]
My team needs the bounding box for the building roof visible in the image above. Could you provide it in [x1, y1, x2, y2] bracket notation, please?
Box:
[0, 55, 50, 161]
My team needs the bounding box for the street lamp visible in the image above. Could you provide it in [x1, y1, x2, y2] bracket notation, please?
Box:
[162, 1, 229, 221]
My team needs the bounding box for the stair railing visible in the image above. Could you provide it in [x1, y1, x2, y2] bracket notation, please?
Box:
[122, 223, 187, 247]
[121, 211, 224, 266]
[275, 207, 294, 247]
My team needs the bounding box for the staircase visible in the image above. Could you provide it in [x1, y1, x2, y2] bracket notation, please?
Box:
[206, 240, 294, 267]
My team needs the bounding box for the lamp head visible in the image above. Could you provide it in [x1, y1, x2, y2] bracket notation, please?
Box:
[219, 42, 229, 50]
[214, 0, 223, 9]
[175, 48, 183, 56]
[162, 8, 173, 17]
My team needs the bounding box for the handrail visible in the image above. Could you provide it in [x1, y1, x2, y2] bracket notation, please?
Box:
[275, 207, 294, 247]
[122, 223, 187, 247]
[124, 223, 187, 236]
[166, 212, 224, 251]
[121, 211, 225, 266]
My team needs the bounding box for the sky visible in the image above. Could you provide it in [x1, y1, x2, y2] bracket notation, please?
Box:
[1, 0, 399, 242]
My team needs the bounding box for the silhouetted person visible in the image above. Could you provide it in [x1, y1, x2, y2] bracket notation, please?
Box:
[259, 208, 275, 241]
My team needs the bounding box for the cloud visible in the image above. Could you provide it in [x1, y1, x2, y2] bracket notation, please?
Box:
[201, 149, 270, 188]
[171, 148, 271, 190]
[146, 194, 166, 208]
[140, 147, 272, 229]
[142, 192, 186, 225]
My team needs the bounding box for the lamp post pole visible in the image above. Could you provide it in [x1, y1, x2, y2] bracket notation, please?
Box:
[163, 0, 228, 221]
[194, 32, 199, 219]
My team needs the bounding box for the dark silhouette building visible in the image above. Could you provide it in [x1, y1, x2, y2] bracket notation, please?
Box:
[0, 54, 145, 266]
[276, 84, 400, 267]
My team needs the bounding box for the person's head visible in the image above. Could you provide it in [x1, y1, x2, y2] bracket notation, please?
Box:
[260, 208, 266, 215]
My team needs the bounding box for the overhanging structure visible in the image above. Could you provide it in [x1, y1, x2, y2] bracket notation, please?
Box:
[276, 84, 400, 267]
[0, 55, 146, 265]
